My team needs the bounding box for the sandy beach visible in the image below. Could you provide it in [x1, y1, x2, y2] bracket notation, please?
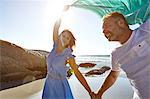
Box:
[0, 74, 133, 99]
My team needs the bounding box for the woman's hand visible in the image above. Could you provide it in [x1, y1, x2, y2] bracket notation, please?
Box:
[95, 93, 102, 99]
[63, 5, 70, 11]
[89, 92, 96, 99]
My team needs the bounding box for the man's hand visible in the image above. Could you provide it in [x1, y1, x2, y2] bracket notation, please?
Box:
[89, 92, 96, 99]
[95, 93, 102, 99]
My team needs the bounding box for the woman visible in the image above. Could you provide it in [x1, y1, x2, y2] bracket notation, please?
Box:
[42, 7, 93, 99]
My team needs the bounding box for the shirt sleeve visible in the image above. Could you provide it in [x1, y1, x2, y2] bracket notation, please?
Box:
[111, 53, 121, 71]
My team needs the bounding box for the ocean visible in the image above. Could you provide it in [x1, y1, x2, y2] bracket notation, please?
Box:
[76, 55, 111, 66]
[74, 55, 127, 78]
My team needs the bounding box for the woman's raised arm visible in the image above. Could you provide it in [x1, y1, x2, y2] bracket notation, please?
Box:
[53, 18, 61, 44]
[53, 5, 70, 44]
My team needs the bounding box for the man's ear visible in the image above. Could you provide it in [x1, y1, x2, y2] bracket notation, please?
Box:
[118, 19, 125, 27]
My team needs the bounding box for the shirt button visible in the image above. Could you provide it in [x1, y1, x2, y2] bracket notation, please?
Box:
[138, 44, 141, 47]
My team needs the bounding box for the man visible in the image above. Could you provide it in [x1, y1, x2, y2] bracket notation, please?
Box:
[95, 12, 150, 99]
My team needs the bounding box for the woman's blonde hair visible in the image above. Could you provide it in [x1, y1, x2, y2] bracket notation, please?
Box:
[61, 29, 76, 50]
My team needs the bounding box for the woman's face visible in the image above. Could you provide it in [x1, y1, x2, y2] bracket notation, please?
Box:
[60, 32, 71, 47]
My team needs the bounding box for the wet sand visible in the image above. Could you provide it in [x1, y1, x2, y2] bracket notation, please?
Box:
[0, 75, 133, 99]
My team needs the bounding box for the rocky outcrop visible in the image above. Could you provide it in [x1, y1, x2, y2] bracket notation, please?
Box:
[85, 66, 111, 76]
[0, 40, 74, 90]
[0, 40, 48, 90]
[79, 63, 96, 68]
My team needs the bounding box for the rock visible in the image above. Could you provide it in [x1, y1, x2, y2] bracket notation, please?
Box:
[79, 63, 96, 68]
[85, 66, 111, 76]
[0, 40, 47, 90]
[27, 50, 49, 59]
[0, 40, 74, 90]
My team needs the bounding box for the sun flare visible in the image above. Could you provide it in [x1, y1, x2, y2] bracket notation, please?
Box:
[45, 0, 74, 27]
[46, 0, 65, 19]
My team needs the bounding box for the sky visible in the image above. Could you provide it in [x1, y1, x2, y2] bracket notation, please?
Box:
[0, 0, 139, 55]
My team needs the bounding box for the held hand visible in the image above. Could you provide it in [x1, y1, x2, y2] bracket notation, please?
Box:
[89, 92, 96, 99]
[95, 93, 102, 99]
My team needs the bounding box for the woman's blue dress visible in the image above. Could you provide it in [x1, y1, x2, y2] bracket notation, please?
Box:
[42, 43, 74, 99]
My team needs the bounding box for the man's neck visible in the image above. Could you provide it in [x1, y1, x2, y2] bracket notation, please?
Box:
[120, 29, 132, 44]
